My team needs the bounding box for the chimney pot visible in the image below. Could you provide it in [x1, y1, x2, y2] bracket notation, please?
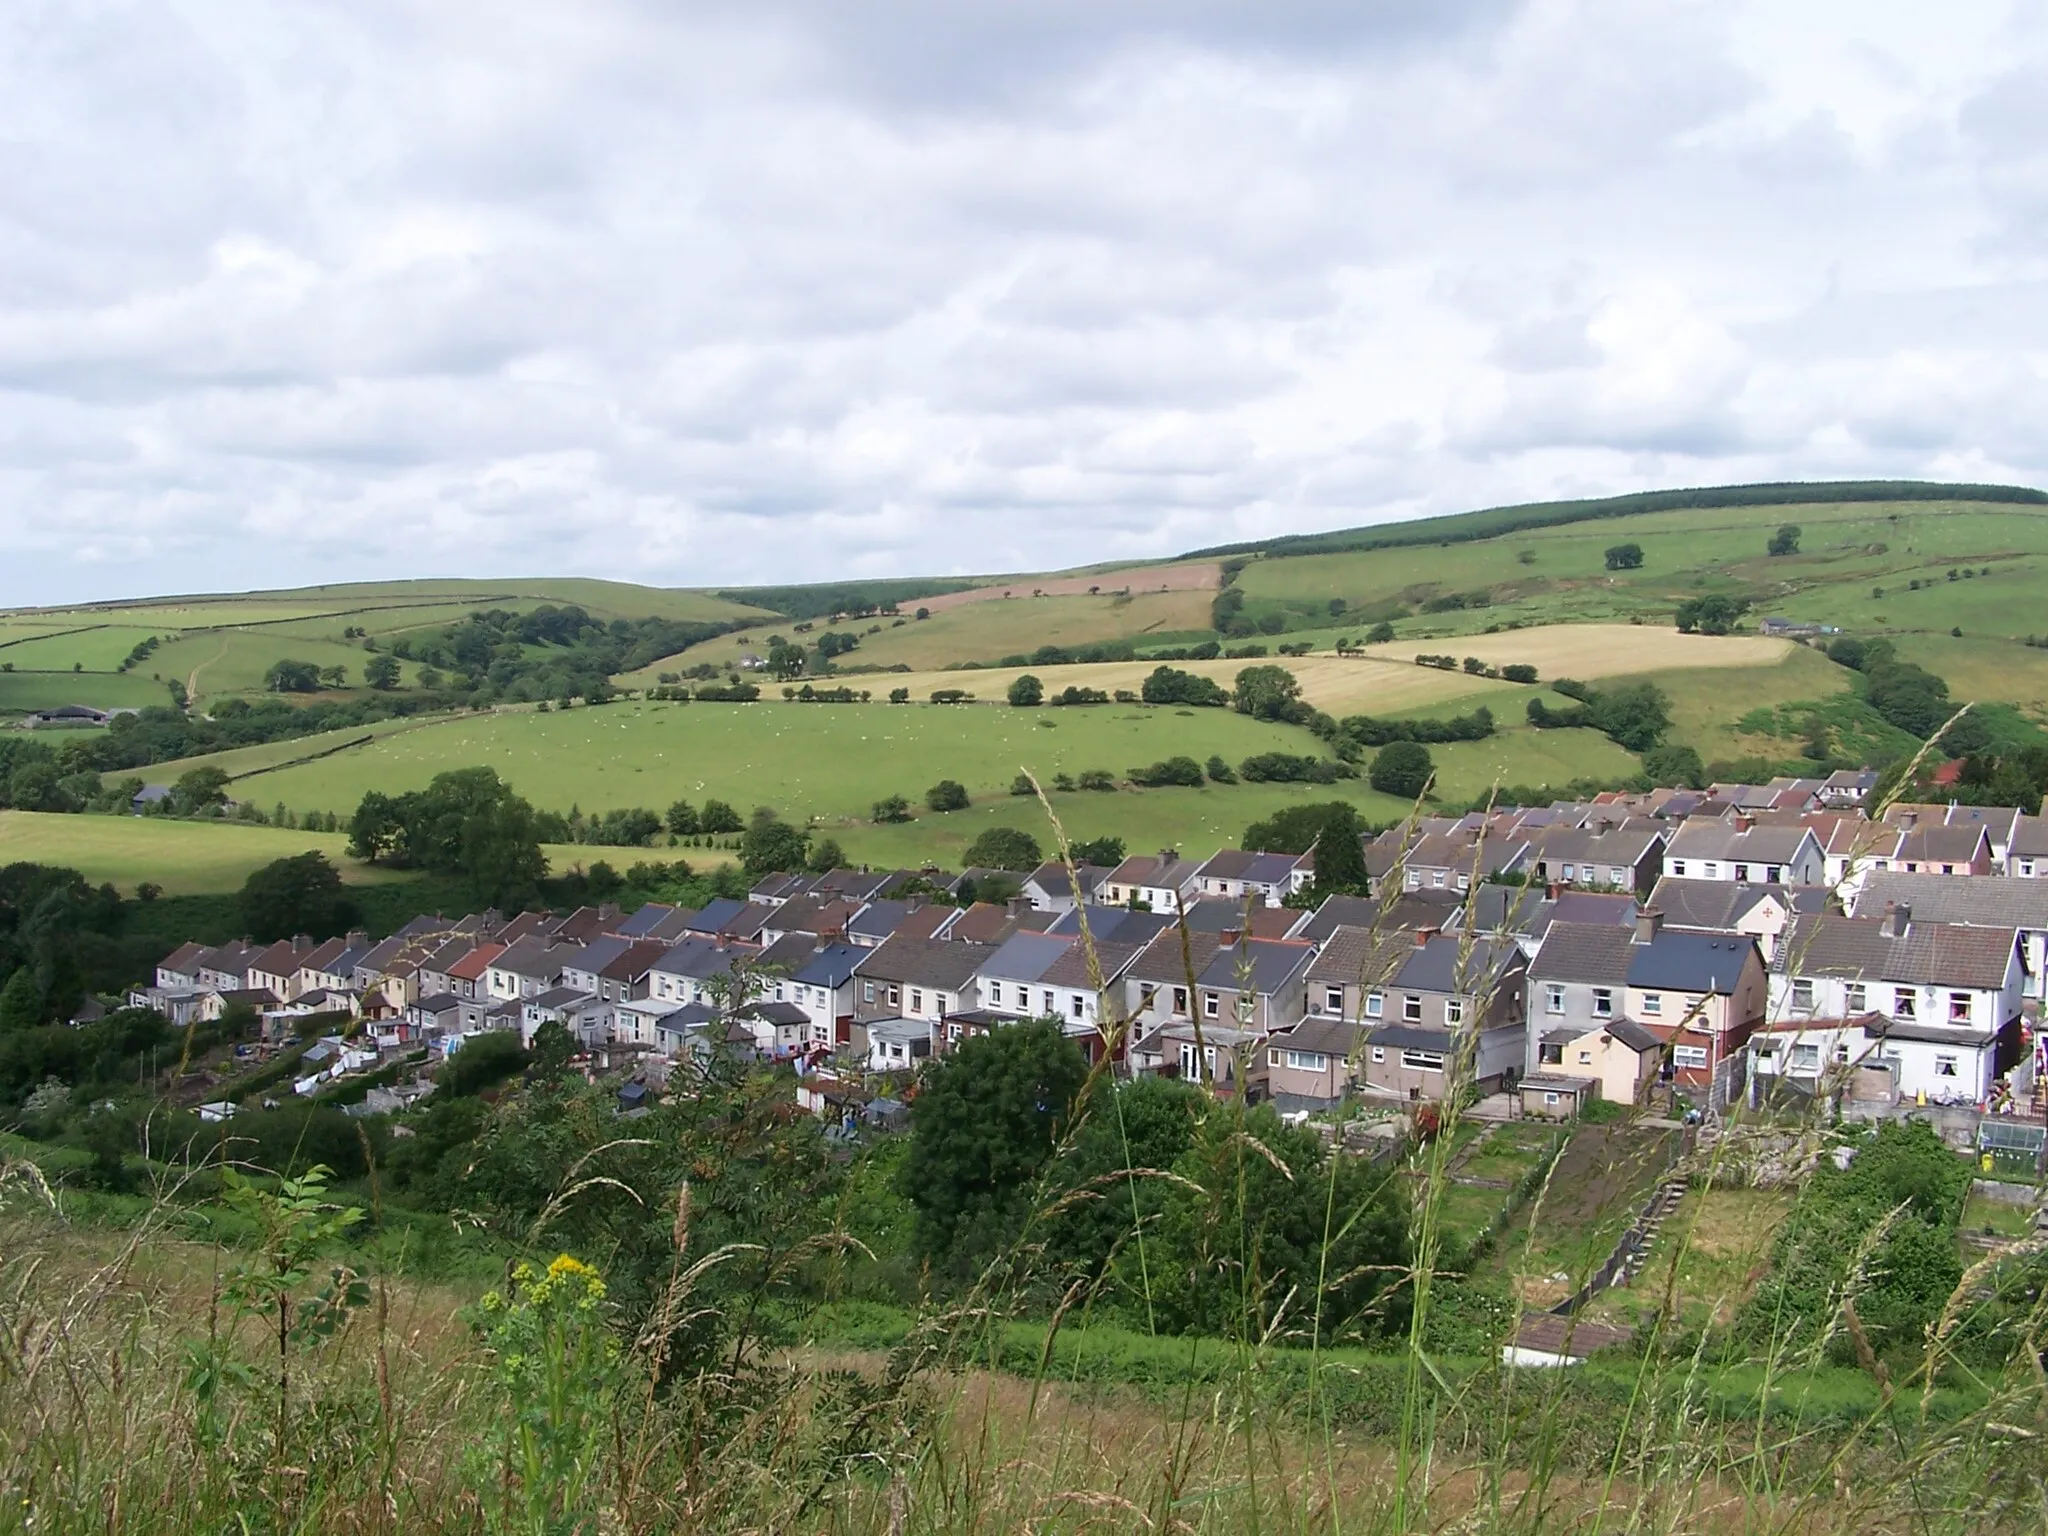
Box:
[1635, 908, 1664, 944]
[1545, 881, 1563, 900]
[1414, 925, 1438, 947]
[1733, 812, 1754, 833]
[1887, 903, 1912, 937]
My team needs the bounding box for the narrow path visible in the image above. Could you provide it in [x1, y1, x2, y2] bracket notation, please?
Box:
[185, 635, 231, 703]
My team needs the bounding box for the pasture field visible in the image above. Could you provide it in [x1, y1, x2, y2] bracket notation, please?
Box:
[869, 624, 1789, 717]
[0, 810, 408, 895]
[1613, 643, 1853, 767]
[1234, 497, 2048, 643]
[620, 587, 1218, 681]
[0, 624, 165, 672]
[1585, 1187, 1795, 1329]
[0, 670, 175, 712]
[149, 694, 1634, 869]
[0, 809, 719, 897]
[1892, 633, 2048, 724]
[115, 712, 471, 787]
[915, 559, 1219, 612]
[148, 629, 425, 704]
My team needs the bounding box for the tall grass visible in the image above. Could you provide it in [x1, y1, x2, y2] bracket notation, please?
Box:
[4, 752, 2048, 1533]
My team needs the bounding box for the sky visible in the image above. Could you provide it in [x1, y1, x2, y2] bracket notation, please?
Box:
[5, 0, 2048, 605]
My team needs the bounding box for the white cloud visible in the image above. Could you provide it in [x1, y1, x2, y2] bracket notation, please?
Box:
[0, 0, 2043, 603]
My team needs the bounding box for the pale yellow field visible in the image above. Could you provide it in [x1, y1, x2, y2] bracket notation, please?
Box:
[862, 625, 1792, 716]
[917, 560, 1220, 613]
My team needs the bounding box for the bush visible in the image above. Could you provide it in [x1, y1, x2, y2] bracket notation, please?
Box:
[1128, 756, 1205, 788]
[1009, 774, 1036, 796]
[1075, 769, 1117, 792]
[1500, 663, 1538, 684]
[1239, 752, 1350, 784]
[1139, 665, 1229, 707]
[872, 795, 913, 823]
[1205, 754, 1237, 784]
[1006, 674, 1043, 707]
[962, 826, 1043, 871]
[1604, 542, 1644, 570]
[929, 689, 974, 704]
[1369, 741, 1435, 798]
[1050, 686, 1110, 706]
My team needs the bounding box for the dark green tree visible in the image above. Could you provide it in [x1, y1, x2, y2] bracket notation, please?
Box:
[699, 800, 744, 835]
[264, 659, 322, 692]
[807, 837, 845, 873]
[0, 967, 43, 1032]
[1007, 674, 1044, 707]
[925, 780, 970, 812]
[1767, 523, 1802, 556]
[906, 1020, 1089, 1272]
[170, 766, 231, 815]
[1604, 543, 1644, 571]
[664, 800, 699, 836]
[1365, 620, 1396, 643]
[1308, 802, 1370, 895]
[962, 826, 1043, 870]
[363, 653, 402, 690]
[237, 852, 359, 942]
[1369, 740, 1434, 798]
[1232, 665, 1307, 722]
[740, 814, 810, 875]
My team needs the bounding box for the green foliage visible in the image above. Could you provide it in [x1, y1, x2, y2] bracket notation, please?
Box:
[871, 794, 913, 824]
[1128, 756, 1205, 788]
[441, 1031, 532, 1097]
[1231, 664, 1308, 723]
[348, 767, 547, 905]
[1309, 801, 1370, 895]
[1006, 673, 1044, 706]
[699, 799, 744, 834]
[925, 779, 970, 813]
[1604, 542, 1644, 571]
[1641, 742, 1707, 789]
[1368, 740, 1434, 798]
[962, 826, 1043, 871]
[1069, 835, 1125, 866]
[464, 1255, 622, 1530]
[1675, 593, 1752, 634]
[1741, 1121, 1969, 1363]
[808, 836, 845, 873]
[263, 658, 323, 693]
[1205, 754, 1237, 783]
[363, 652, 401, 690]
[1365, 620, 1396, 643]
[237, 852, 358, 942]
[1239, 751, 1349, 784]
[906, 1020, 1089, 1275]
[1141, 665, 1230, 707]
[740, 812, 810, 874]
[1527, 680, 1672, 753]
[1242, 801, 1365, 858]
[1768, 523, 1802, 556]
[171, 766, 232, 815]
[1342, 705, 1493, 749]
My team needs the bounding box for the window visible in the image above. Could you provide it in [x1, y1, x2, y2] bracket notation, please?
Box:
[1285, 1049, 1328, 1071]
[862, 981, 875, 1004]
[887, 985, 901, 1008]
[1545, 984, 1565, 1015]
[909, 988, 923, 1013]
[1544, 1092, 1560, 1107]
[1790, 979, 1814, 1013]
[1641, 992, 1661, 1015]
[1042, 989, 1055, 1015]
[1430, 870, 1446, 888]
[1563, 863, 1576, 880]
[1370, 1046, 1386, 1063]
[1936, 1054, 1959, 1078]
[1893, 988, 1916, 1018]
[1702, 862, 1719, 878]
[1592, 987, 1614, 1018]
[1673, 1044, 1709, 1070]
[1172, 986, 1188, 1015]
[1203, 992, 1220, 1018]
[1445, 999, 1464, 1024]
[1767, 865, 1782, 882]
[1577, 1049, 1592, 1065]
[1734, 863, 1750, 882]
[1948, 992, 1972, 1023]
[1456, 874, 1470, 892]
[1366, 992, 1384, 1018]
[1070, 995, 1084, 1019]
[1670, 860, 1687, 876]
[1539, 1042, 1562, 1065]
[1325, 985, 1344, 1014]
[1401, 1049, 1444, 1072]
[1845, 983, 1866, 1014]
[1790, 1043, 1821, 1070]
[1403, 994, 1422, 1022]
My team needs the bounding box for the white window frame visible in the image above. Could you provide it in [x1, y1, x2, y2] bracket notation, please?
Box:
[1324, 985, 1344, 1015]
[1400, 1048, 1444, 1072]
[1893, 987, 1916, 1017]
[1285, 1049, 1328, 1072]
[1845, 983, 1866, 1014]
[1592, 987, 1614, 1019]
[1670, 860, 1687, 876]
[1672, 1044, 1709, 1070]
[1790, 979, 1814, 1014]
[1366, 992, 1384, 1018]
[1641, 992, 1661, 1015]
[1545, 983, 1564, 1015]
[1203, 992, 1220, 1019]
[1370, 1045, 1385, 1063]
[1948, 991, 1972, 1024]
[1936, 1053, 1959, 1078]
[1445, 999, 1464, 1025]
[1402, 994, 1422, 1022]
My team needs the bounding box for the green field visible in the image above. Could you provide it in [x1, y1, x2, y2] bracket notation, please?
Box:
[0, 810, 718, 897]
[0, 670, 177, 712]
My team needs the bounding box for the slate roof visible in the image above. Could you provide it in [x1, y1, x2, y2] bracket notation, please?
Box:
[651, 936, 750, 982]
[1394, 934, 1526, 996]
[1278, 1016, 1361, 1056]
[1526, 817, 1666, 868]
[853, 936, 998, 992]
[2010, 815, 2048, 859]
[614, 903, 679, 938]
[528, 986, 600, 1011]
[1023, 861, 1109, 901]
[1664, 820, 1818, 863]
[562, 935, 632, 976]
[846, 899, 917, 942]
[791, 942, 865, 988]
[1528, 923, 1637, 984]
[493, 938, 578, 980]
[1891, 825, 1989, 864]
[1305, 927, 1422, 990]
[1776, 914, 2017, 989]
[1178, 898, 1301, 939]
[1291, 891, 1461, 942]
[1104, 852, 1202, 891]
[1192, 937, 1316, 996]
[1193, 849, 1306, 886]
[1623, 930, 1753, 993]
[158, 940, 210, 975]
[684, 898, 747, 934]
[979, 932, 1071, 985]
[1047, 906, 1177, 945]
[765, 893, 860, 937]
[1855, 872, 2048, 930]
[1646, 878, 1795, 931]
[742, 1000, 809, 1026]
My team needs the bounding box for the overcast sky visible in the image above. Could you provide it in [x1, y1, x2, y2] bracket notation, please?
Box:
[5, 0, 2046, 605]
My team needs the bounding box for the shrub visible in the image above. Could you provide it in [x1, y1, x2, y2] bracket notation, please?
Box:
[926, 780, 970, 812]
[1500, 664, 1538, 684]
[1239, 752, 1349, 784]
[1075, 769, 1117, 791]
[1365, 621, 1396, 643]
[1205, 754, 1237, 784]
[1007, 674, 1044, 706]
[1050, 686, 1110, 706]
[929, 689, 974, 704]
[1604, 542, 1644, 570]
[1767, 523, 1801, 556]
[1140, 665, 1229, 707]
[1369, 741, 1435, 798]
[962, 826, 1043, 870]
[1009, 774, 1035, 796]
[1128, 756, 1204, 788]
[872, 795, 913, 823]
